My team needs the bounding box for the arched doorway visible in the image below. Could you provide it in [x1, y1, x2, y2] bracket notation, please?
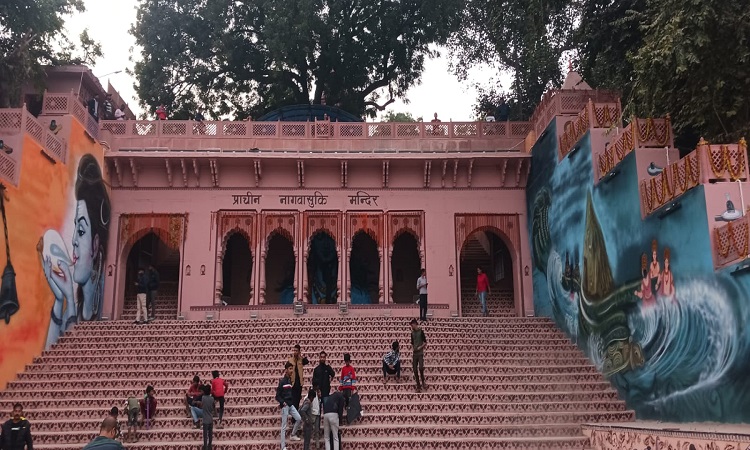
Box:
[349, 231, 379, 304]
[265, 232, 295, 304]
[391, 232, 421, 304]
[307, 232, 338, 304]
[221, 232, 253, 305]
[124, 232, 181, 319]
[459, 230, 514, 316]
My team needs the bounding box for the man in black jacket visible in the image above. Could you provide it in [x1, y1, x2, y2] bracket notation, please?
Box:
[0, 403, 33, 450]
[276, 362, 302, 450]
[312, 351, 336, 400]
[322, 391, 344, 450]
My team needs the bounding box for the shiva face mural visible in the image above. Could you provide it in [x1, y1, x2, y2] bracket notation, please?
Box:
[39, 154, 111, 349]
[526, 130, 750, 423]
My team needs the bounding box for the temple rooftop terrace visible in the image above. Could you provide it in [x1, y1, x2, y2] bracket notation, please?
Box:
[97, 119, 533, 155]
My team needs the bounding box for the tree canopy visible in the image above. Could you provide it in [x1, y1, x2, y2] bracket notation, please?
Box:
[131, 0, 463, 120]
[449, 0, 576, 120]
[0, 0, 88, 107]
[382, 111, 421, 122]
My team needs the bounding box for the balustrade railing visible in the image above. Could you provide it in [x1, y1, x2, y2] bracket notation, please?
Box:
[531, 89, 621, 137]
[558, 100, 621, 158]
[639, 138, 748, 216]
[43, 91, 99, 140]
[0, 107, 67, 163]
[100, 119, 531, 142]
[597, 117, 673, 179]
[714, 215, 750, 267]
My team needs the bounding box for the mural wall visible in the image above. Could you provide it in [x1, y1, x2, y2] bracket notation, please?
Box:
[0, 120, 108, 389]
[526, 122, 750, 423]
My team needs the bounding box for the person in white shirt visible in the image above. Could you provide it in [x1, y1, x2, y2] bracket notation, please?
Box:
[115, 104, 126, 120]
[311, 387, 321, 448]
[416, 268, 428, 322]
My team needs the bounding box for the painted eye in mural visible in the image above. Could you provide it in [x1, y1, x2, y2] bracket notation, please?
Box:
[77, 226, 86, 237]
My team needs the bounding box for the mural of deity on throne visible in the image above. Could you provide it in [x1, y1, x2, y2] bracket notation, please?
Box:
[37, 155, 111, 349]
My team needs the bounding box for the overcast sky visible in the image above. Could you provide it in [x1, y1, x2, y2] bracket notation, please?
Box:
[64, 0, 511, 121]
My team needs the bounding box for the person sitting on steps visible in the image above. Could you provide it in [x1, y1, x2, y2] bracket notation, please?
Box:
[382, 341, 401, 385]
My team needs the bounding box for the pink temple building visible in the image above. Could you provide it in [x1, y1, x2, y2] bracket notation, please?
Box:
[96, 106, 537, 320]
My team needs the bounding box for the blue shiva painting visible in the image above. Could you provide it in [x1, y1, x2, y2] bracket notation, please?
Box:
[526, 126, 750, 423]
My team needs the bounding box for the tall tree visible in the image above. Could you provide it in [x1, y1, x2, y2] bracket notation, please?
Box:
[131, 0, 463, 120]
[382, 111, 420, 122]
[449, 0, 576, 119]
[0, 0, 85, 107]
[630, 0, 750, 143]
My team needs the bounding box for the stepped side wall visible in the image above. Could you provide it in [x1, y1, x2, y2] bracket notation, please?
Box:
[526, 118, 750, 422]
[0, 119, 109, 389]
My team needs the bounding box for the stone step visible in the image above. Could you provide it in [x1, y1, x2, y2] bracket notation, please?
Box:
[16, 360, 594, 380]
[30, 423, 592, 445]
[10, 368, 601, 392]
[31, 436, 592, 450]
[1, 389, 624, 408]
[23, 405, 634, 423]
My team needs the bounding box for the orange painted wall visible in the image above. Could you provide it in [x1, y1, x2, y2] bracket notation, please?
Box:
[0, 119, 108, 389]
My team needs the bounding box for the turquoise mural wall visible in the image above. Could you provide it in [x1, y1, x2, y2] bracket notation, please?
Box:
[526, 120, 750, 422]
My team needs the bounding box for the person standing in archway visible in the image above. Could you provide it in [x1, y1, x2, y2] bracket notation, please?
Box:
[476, 267, 491, 317]
[416, 269, 428, 322]
[147, 265, 160, 322]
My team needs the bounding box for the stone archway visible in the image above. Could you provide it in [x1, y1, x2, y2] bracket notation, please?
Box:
[455, 214, 523, 317]
[349, 230, 380, 304]
[264, 231, 296, 304]
[220, 231, 253, 305]
[391, 230, 421, 304]
[459, 229, 514, 316]
[307, 231, 339, 304]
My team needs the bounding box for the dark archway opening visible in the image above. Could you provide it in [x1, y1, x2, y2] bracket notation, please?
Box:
[307, 232, 338, 304]
[459, 230, 514, 316]
[124, 232, 180, 319]
[391, 232, 421, 304]
[349, 231, 379, 304]
[222, 232, 253, 305]
[265, 233, 295, 304]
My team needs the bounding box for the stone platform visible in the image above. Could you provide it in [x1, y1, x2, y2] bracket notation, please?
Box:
[583, 421, 750, 450]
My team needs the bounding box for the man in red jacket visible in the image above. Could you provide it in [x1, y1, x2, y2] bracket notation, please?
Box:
[476, 267, 491, 317]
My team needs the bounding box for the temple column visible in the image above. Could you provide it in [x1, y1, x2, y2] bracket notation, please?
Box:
[336, 245, 343, 303]
[378, 248, 385, 303]
[259, 248, 267, 304]
[301, 243, 309, 303]
[214, 248, 223, 305]
[247, 241, 253, 305]
[293, 248, 299, 302]
[346, 247, 352, 304]
[388, 247, 394, 304]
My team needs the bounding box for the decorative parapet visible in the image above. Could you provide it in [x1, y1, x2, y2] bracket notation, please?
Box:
[558, 100, 621, 159]
[0, 108, 68, 164]
[639, 138, 748, 217]
[100, 119, 531, 140]
[531, 89, 621, 137]
[597, 117, 673, 179]
[42, 91, 99, 140]
[714, 214, 750, 267]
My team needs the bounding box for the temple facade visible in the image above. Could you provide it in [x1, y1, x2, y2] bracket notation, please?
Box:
[95, 111, 536, 319]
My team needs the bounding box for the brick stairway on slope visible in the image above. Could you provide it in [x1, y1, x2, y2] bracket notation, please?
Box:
[1, 313, 633, 449]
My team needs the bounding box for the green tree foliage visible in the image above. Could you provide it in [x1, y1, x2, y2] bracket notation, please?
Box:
[630, 0, 750, 143]
[0, 0, 86, 107]
[131, 0, 463, 120]
[383, 111, 420, 122]
[449, 0, 576, 119]
[471, 83, 523, 121]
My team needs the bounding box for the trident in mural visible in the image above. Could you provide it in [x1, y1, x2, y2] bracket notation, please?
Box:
[0, 184, 19, 324]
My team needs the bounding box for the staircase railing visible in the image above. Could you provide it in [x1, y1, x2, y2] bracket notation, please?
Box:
[714, 214, 750, 267]
[597, 117, 673, 179]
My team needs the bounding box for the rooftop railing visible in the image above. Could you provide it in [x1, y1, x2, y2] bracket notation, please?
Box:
[531, 89, 621, 137]
[99, 119, 532, 141]
[558, 100, 621, 158]
[0, 108, 68, 164]
[714, 214, 750, 267]
[597, 117, 673, 179]
[42, 91, 100, 140]
[639, 138, 748, 217]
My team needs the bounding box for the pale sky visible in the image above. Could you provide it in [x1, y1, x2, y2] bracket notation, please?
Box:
[64, 0, 511, 121]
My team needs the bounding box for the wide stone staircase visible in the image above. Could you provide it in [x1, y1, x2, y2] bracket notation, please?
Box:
[0, 314, 634, 449]
[121, 281, 179, 321]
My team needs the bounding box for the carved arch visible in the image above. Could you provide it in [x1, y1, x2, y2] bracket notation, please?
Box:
[265, 227, 294, 248]
[221, 227, 253, 255]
